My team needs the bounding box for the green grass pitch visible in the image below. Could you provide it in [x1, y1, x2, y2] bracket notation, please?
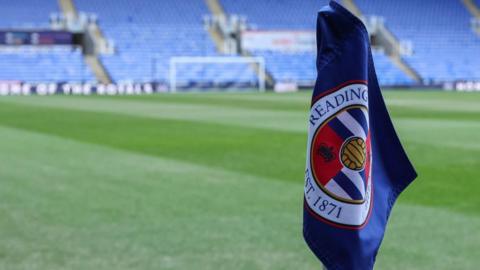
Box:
[0, 90, 479, 269]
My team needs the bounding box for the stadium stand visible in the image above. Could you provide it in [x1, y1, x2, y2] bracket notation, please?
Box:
[245, 46, 413, 86]
[0, 0, 57, 28]
[355, 0, 480, 81]
[0, 0, 93, 82]
[371, 51, 413, 85]
[220, 0, 413, 86]
[75, 0, 258, 86]
[253, 50, 315, 85]
[0, 46, 93, 82]
[0, 0, 477, 87]
[220, 0, 321, 29]
[220, 0, 320, 85]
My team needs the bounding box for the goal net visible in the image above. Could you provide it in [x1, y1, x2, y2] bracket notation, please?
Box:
[168, 56, 266, 92]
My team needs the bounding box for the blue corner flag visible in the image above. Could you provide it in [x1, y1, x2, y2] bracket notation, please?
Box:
[303, 2, 417, 269]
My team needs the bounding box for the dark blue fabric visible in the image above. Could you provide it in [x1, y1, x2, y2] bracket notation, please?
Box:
[348, 108, 369, 135]
[328, 117, 354, 139]
[333, 171, 364, 200]
[303, 2, 417, 269]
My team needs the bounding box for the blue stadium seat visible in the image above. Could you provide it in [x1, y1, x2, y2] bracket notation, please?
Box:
[220, 0, 413, 85]
[75, 0, 258, 85]
[0, 0, 58, 28]
[355, 0, 480, 81]
[0, 47, 94, 82]
[252, 50, 316, 85]
[0, 0, 477, 85]
[371, 51, 413, 85]
[0, 0, 93, 82]
[220, 0, 325, 29]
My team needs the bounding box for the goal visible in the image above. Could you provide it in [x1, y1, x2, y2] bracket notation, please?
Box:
[168, 56, 266, 92]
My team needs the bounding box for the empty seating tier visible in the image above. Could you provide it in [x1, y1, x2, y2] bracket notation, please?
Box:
[355, 0, 480, 81]
[220, 0, 413, 85]
[0, 47, 94, 82]
[75, 0, 258, 85]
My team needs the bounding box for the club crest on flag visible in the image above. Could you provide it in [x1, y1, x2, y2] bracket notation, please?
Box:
[305, 82, 373, 228]
[303, 3, 417, 268]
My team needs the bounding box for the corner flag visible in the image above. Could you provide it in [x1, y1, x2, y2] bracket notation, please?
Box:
[303, 2, 417, 269]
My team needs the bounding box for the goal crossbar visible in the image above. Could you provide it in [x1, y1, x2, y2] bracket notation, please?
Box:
[169, 56, 266, 92]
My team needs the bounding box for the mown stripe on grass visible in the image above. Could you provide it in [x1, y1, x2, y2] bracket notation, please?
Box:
[376, 203, 480, 270]
[0, 125, 478, 270]
[107, 92, 311, 112]
[1, 96, 479, 214]
[0, 125, 318, 270]
[394, 118, 480, 151]
[0, 96, 308, 133]
[0, 101, 307, 184]
[2, 93, 479, 135]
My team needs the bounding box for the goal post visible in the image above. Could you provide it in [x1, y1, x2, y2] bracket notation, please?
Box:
[169, 56, 266, 92]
